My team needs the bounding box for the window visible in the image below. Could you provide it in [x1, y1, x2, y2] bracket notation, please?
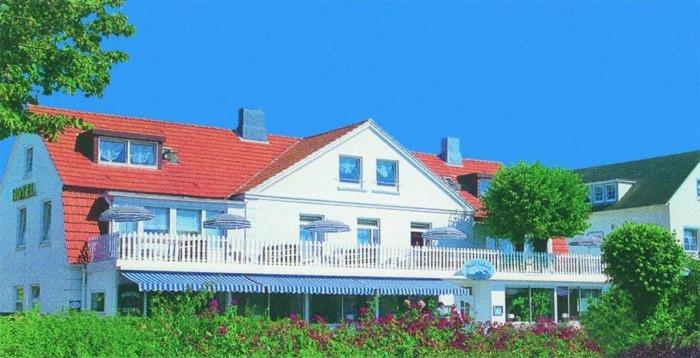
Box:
[17, 207, 26, 247]
[25, 147, 33, 175]
[684, 229, 699, 252]
[376, 160, 397, 186]
[98, 137, 158, 167]
[593, 186, 604, 203]
[357, 218, 380, 245]
[478, 179, 491, 197]
[40, 201, 51, 242]
[176, 209, 201, 236]
[99, 138, 127, 164]
[410, 222, 431, 247]
[129, 141, 157, 166]
[15, 286, 24, 312]
[115, 221, 137, 234]
[143, 207, 169, 234]
[91, 292, 105, 313]
[339, 156, 361, 183]
[30, 285, 40, 310]
[605, 184, 617, 202]
[300, 214, 324, 243]
[697, 179, 700, 199]
[205, 210, 226, 237]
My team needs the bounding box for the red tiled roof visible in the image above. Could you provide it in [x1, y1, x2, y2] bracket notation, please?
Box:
[413, 152, 501, 218]
[62, 189, 105, 263]
[33, 105, 299, 199]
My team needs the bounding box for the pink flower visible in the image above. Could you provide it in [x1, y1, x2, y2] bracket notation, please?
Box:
[437, 317, 449, 330]
[208, 299, 220, 314]
[312, 314, 327, 325]
[218, 325, 228, 336]
[289, 312, 299, 322]
[358, 306, 368, 316]
[230, 299, 239, 306]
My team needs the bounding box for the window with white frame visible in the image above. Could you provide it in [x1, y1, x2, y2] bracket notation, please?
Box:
[17, 207, 26, 248]
[15, 286, 24, 312]
[98, 137, 157, 167]
[339, 156, 361, 184]
[478, 179, 492, 198]
[143, 207, 169, 234]
[376, 159, 398, 187]
[300, 214, 324, 243]
[357, 218, 380, 245]
[30, 285, 40, 310]
[91, 292, 105, 313]
[25, 147, 33, 176]
[593, 186, 604, 203]
[176, 209, 201, 236]
[605, 184, 617, 202]
[115, 221, 137, 234]
[40, 201, 51, 242]
[697, 178, 700, 199]
[684, 228, 699, 252]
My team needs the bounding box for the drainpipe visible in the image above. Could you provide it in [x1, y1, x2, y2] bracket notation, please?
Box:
[81, 264, 88, 312]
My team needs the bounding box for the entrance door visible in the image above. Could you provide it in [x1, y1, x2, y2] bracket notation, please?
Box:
[410, 232, 424, 247]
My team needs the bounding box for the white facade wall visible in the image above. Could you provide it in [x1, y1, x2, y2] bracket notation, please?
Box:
[586, 204, 669, 238]
[668, 163, 700, 246]
[0, 135, 81, 313]
[245, 124, 469, 246]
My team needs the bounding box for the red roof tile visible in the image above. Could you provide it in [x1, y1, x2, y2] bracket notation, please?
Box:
[62, 189, 105, 263]
[413, 152, 501, 218]
[550, 237, 569, 255]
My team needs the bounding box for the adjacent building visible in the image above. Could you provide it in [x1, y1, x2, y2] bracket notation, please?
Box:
[575, 150, 700, 256]
[0, 105, 605, 323]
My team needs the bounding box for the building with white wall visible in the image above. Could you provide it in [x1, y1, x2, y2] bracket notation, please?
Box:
[0, 105, 605, 323]
[574, 150, 700, 256]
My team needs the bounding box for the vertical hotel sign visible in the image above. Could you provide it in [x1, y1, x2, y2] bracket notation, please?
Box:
[12, 183, 36, 201]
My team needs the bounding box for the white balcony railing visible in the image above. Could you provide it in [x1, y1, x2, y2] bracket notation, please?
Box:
[87, 233, 605, 278]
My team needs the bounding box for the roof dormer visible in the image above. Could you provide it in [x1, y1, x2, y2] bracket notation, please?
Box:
[91, 129, 166, 169]
[587, 179, 635, 206]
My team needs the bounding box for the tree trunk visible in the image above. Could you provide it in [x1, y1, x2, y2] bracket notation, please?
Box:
[533, 239, 548, 253]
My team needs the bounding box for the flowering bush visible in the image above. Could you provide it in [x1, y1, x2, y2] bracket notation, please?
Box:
[0, 293, 602, 357]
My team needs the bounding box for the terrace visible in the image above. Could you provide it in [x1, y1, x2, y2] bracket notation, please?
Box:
[87, 233, 606, 283]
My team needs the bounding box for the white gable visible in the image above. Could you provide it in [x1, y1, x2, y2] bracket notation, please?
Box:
[247, 121, 470, 213]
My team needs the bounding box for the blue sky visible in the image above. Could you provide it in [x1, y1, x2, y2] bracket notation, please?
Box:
[2, 0, 699, 173]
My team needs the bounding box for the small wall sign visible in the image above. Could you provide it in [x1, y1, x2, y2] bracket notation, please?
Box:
[462, 259, 495, 281]
[12, 183, 36, 202]
[68, 300, 82, 311]
[493, 305, 504, 316]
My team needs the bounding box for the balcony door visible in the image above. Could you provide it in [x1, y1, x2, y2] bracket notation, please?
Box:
[410, 222, 431, 247]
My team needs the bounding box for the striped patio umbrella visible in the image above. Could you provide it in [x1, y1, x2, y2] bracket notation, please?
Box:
[302, 219, 350, 233]
[568, 236, 603, 247]
[98, 206, 154, 222]
[203, 213, 251, 230]
[422, 227, 467, 241]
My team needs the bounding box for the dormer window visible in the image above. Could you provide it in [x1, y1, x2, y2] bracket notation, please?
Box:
[605, 184, 617, 202]
[593, 186, 604, 204]
[98, 137, 158, 168]
[478, 178, 491, 198]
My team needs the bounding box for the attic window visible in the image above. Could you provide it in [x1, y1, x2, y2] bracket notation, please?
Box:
[478, 178, 491, 198]
[98, 137, 157, 168]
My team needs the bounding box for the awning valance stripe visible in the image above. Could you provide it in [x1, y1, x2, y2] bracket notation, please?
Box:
[121, 271, 263, 293]
[246, 275, 374, 295]
[357, 278, 470, 296]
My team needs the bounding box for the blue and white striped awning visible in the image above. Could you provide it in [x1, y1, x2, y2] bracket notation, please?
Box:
[121, 271, 263, 293]
[301, 220, 351, 233]
[357, 278, 470, 296]
[247, 275, 373, 295]
[99, 206, 154, 222]
[203, 214, 251, 230]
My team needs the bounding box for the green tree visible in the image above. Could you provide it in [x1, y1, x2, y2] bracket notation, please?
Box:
[0, 0, 134, 140]
[602, 222, 686, 320]
[481, 162, 591, 252]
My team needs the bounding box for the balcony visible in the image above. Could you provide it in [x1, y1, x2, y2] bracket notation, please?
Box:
[87, 233, 606, 282]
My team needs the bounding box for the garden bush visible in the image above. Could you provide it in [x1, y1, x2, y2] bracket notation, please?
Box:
[0, 293, 601, 357]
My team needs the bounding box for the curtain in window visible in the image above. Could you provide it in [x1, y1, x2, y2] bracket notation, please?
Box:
[376, 160, 396, 185]
[339, 157, 360, 182]
[144, 208, 169, 234]
[99, 140, 126, 162]
[130, 142, 156, 166]
[177, 209, 201, 235]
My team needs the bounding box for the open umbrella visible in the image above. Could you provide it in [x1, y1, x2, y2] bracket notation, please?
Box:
[99, 206, 154, 222]
[203, 213, 251, 230]
[423, 227, 467, 241]
[302, 219, 350, 233]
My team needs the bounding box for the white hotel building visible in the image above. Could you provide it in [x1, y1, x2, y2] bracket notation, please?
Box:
[0, 106, 605, 322]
